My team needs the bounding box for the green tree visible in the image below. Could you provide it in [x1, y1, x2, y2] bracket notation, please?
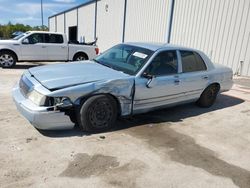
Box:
[0, 22, 48, 39]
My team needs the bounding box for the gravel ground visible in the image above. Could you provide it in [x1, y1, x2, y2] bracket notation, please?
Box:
[1, 62, 250, 188]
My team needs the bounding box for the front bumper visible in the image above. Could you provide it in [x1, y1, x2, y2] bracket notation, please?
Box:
[12, 85, 75, 130]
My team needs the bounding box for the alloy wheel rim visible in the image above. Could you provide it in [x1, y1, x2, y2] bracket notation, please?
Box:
[0, 54, 14, 67]
[76, 56, 86, 61]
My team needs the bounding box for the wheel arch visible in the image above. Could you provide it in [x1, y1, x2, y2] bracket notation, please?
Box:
[0, 49, 18, 61]
[73, 51, 89, 61]
[206, 82, 221, 92]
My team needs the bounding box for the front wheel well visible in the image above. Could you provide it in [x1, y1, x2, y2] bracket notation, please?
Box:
[0, 49, 18, 61]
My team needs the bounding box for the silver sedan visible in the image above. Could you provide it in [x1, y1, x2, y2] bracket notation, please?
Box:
[12, 43, 233, 132]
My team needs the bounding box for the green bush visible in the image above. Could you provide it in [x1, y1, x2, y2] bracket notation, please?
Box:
[0, 22, 48, 39]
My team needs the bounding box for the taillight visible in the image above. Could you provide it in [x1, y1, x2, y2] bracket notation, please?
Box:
[95, 48, 99, 55]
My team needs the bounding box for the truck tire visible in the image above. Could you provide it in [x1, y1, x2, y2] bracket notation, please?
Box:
[73, 53, 88, 61]
[77, 95, 117, 132]
[0, 51, 17, 68]
[196, 84, 220, 108]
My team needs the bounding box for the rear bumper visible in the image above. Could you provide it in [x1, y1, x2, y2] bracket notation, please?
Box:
[12, 85, 75, 130]
[220, 80, 234, 92]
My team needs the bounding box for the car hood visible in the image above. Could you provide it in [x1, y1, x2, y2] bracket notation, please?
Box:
[0, 39, 18, 45]
[29, 61, 130, 90]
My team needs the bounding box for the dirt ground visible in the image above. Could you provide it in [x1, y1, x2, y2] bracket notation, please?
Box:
[1, 62, 250, 188]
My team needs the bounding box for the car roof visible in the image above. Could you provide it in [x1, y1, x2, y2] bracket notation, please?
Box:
[28, 31, 65, 35]
[125, 42, 197, 52]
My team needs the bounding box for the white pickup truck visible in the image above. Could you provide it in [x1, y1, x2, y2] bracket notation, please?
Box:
[0, 31, 99, 68]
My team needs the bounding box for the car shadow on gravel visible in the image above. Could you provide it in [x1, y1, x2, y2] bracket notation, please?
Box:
[113, 93, 244, 131]
[38, 125, 89, 138]
[39, 93, 244, 138]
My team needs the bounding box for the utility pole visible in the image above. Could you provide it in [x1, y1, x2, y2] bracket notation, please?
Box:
[41, 0, 44, 30]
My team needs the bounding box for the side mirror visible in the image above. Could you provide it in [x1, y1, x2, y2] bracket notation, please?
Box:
[142, 72, 155, 88]
[22, 38, 29, 44]
[142, 72, 153, 79]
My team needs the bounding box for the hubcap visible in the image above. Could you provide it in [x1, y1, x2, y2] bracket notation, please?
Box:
[0, 54, 14, 67]
[76, 56, 86, 61]
[88, 100, 113, 129]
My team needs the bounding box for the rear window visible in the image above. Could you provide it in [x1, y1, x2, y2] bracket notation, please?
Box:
[180, 51, 207, 73]
[45, 34, 64, 44]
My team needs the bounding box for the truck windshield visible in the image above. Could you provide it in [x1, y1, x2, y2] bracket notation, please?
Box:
[94, 44, 153, 75]
[13, 32, 29, 40]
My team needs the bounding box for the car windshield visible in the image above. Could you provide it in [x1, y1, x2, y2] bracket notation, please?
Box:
[13, 32, 29, 40]
[94, 44, 153, 75]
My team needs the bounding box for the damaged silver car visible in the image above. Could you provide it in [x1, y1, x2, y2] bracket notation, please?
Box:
[12, 43, 233, 132]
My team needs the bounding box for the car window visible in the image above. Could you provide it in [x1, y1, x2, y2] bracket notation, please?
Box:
[45, 34, 64, 44]
[26, 33, 45, 44]
[180, 51, 207, 73]
[145, 50, 178, 76]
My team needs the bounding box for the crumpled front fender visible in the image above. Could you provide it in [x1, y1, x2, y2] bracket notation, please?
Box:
[48, 77, 135, 116]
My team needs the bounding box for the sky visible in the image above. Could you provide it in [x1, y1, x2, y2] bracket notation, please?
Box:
[0, 0, 88, 26]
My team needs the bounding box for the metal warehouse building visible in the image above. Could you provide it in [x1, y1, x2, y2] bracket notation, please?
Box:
[48, 0, 250, 76]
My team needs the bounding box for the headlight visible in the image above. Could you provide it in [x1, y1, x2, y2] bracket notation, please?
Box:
[27, 90, 46, 106]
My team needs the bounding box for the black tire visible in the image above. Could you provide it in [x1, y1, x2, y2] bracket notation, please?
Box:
[73, 53, 88, 61]
[0, 51, 17, 68]
[77, 95, 118, 132]
[196, 84, 220, 108]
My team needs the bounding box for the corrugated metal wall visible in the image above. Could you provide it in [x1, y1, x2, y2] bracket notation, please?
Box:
[49, 17, 56, 32]
[56, 14, 65, 33]
[96, 0, 125, 51]
[171, 0, 250, 76]
[124, 0, 170, 43]
[78, 3, 96, 42]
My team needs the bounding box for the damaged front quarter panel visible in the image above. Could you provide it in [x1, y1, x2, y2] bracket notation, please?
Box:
[47, 77, 135, 116]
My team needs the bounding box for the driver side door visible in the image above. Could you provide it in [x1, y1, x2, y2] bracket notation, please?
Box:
[133, 50, 184, 113]
[20, 33, 48, 61]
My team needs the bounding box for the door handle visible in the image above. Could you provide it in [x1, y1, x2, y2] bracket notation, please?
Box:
[174, 79, 180, 84]
[42, 46, 46, 48]
[61, 46, 66, 48]
[202, 76, 208, 79]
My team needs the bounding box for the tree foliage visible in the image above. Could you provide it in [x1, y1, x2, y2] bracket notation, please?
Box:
[0, 22, 48, 39]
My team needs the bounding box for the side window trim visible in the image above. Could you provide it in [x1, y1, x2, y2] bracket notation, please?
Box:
[176, 50, 182, 73]
[179, 50, 207, 73]
[143, 50, 179, 78]
[194, 52, 207, 71]
[49, 34, 64, 44]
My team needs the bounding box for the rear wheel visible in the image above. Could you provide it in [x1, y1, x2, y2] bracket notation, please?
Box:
[0, 51, 17, 68]
[73, 53, 88, 61]
[196, 84, 220, 108]
[77, 95, 117, 132]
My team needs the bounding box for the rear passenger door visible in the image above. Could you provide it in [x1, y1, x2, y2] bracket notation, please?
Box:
[45, 34, 68, 61]
[178, 50, 209, 99]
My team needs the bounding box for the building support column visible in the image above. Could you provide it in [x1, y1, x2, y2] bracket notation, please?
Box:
[55, 16, 57, 32]
[77, 8, 79, 40]
[165, 0, 175, 43]
[94, 0, 98, 39]
[64, 12, 66, 34]
[122, 0, 127, 43]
